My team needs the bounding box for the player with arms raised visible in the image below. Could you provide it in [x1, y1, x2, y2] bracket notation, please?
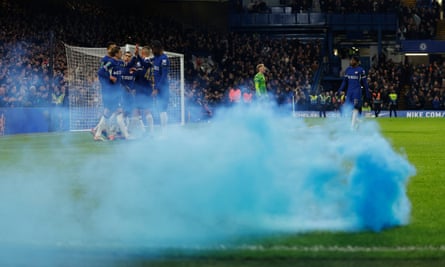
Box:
[151, 40, 170, 134]
[337, 55, 370, 129]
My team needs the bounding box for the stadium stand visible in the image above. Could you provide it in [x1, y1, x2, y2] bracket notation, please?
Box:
[398, 0, 440, 40]
[0, 0, 444, 120]
[0, 0, 320, 116]
[404, 61, 445, 110]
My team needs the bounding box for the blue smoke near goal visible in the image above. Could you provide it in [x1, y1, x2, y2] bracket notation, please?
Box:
[0, 105, 414, 250]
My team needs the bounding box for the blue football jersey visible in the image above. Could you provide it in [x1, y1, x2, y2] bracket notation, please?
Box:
[152, 53, 169, 89]
[338, 66, 370, 101]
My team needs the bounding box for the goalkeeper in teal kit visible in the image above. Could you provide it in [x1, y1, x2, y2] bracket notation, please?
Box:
[338, 55, 370, 129]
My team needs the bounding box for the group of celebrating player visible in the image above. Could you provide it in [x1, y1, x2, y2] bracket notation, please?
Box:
[92, 40, 170, 141]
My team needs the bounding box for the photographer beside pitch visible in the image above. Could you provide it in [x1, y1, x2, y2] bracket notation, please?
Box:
[337, 55, 370, 130]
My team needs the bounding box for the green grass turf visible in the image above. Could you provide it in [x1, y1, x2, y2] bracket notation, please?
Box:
[0, 118, 444, 266]
[219, 118, 445, 260]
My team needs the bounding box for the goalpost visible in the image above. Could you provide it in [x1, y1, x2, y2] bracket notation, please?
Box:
[64, 43, 185, 131]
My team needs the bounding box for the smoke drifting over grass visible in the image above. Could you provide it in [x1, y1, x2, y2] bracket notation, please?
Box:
[0, 105, 415, 264]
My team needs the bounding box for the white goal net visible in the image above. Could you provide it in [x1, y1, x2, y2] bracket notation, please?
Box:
[64, 43, 185, 131]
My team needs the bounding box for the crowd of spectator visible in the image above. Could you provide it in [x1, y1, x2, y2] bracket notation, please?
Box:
[323, 0, 443, 41]
[0, 39, 67, 108]
[366, 54, 445, 111]
[236, 0, 442, 40]
[0, 0, 321, 119]
[367, 55, 404, 112]
[320, 0, 401, 13]
[405, 61, 445, 110]
[186, 34, 320, 113]
[1, 0, 445, 121]
[237, 0, 402, 13]
[246, 0, 272, 13]
[398, 0, 441, 40]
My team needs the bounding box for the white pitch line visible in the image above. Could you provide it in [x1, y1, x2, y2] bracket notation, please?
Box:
[229, 245, 445, 252]
[2, 242, 445, 253]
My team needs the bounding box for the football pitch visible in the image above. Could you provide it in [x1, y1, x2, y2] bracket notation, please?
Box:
[0, 118, 444, 267]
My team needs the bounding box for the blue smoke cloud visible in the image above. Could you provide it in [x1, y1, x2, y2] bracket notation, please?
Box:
[0, 104, 415, 263]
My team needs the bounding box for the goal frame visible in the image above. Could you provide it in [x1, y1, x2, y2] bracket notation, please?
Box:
[64, 43, 185, 131]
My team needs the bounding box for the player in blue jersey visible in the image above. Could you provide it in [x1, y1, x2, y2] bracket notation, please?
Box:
[134, 44, 155, 135]
[93, 42, 118, 141]
[94, 45, 132, 140]
[120, 51, 137, 99]
[337, 55, 370, 129]
[121, 51, 145, 137]
[120, 50, 145, 137]
[97, 42, 118, 109]
[151, 40, 170, 133]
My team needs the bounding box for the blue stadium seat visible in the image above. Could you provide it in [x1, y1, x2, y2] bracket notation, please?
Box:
[271, 7, 284, 14]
